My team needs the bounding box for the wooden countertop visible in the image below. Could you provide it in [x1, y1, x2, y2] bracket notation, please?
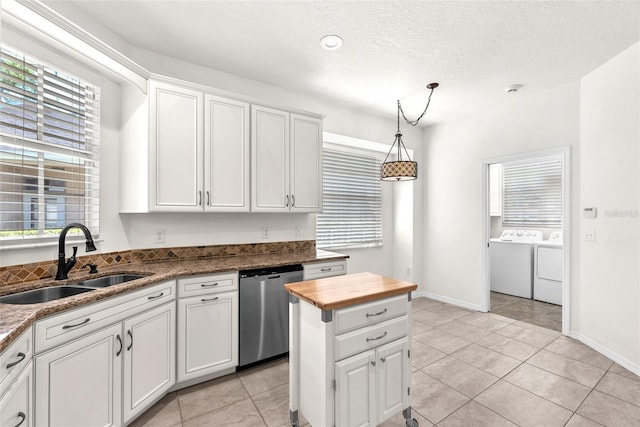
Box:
[285, 272, 417, 311]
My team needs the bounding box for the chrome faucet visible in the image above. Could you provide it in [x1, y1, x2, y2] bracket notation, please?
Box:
[55, 223, 97, 280]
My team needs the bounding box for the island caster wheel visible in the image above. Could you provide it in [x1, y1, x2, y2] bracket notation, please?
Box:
[405, 418, 419, 427]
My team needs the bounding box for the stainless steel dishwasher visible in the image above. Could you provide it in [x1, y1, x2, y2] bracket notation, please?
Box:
[238, 264, 303, 367]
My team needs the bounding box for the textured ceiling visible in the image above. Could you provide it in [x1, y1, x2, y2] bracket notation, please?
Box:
[44, 1, 640, 125]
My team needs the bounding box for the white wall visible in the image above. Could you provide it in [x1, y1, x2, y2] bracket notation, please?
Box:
[421, 81, 581, 307]
[579, 42, 639, 368]
[1, 14, 422, 280]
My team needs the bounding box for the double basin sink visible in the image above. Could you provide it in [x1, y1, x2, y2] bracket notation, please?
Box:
[0, 274, 147, 305]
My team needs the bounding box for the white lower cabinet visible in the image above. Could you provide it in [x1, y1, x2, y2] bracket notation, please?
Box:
[33, 281, 176, 426]
[35, 323, 123, 427]
[0, 360, 33, 427]
[177, 274, 238, 384]
[123, 303, 176, 423]
[335, 338, 409, 427]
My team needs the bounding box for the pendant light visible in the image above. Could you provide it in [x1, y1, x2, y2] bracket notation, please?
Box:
[381, 82, 439, 181]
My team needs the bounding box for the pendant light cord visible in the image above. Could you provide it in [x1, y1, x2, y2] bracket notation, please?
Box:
[398, 84, 437, 127]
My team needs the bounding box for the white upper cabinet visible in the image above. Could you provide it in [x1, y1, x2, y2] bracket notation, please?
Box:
[251, 105, 290, 212]
[204, 95, 250, 211]
[121, 77, 321, 213]
[290, 114, 323, 212]
[251, 106, 322, 212]
[150, 81, 203, 212]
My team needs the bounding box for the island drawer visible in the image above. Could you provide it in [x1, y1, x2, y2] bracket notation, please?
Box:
[178, 272, 238, 297]
[34, 280, 175, 354]
[334, 315, 408, 361]
[334, 294, 407, 335]
[0, 327, 32, 396]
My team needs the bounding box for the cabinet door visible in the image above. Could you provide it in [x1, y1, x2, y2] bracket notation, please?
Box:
[177, 291, 238, 382]
[290, 114, 322, 212]
[251, 105, 290, 212]
[123, 303, 176, 424]
[204, 95, 250, 212]
[0, 361, 32, 427]
[376, 338, 409, 423]
[35, 323, 122, 427]
[150, 81, 203, 211]
[335, 350, 376, 427]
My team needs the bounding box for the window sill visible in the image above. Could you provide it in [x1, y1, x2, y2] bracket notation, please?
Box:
[0, 237, 103, 252]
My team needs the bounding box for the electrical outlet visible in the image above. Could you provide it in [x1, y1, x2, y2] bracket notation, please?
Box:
[155, 228, 166, 243]
[262, 227, 269, 239]
[585, 230, 596, 242]
[295, 226, 301, 237]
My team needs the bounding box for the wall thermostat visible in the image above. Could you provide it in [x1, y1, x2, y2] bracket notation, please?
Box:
[583, 207, 597, 219]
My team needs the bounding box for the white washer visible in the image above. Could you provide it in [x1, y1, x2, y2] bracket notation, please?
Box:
[490, 229, 543, 298]
[534, 231, 563, 305]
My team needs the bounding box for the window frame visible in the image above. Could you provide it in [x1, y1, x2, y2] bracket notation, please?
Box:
[316, 142, 384, 250]
[0, 43, 101, 245]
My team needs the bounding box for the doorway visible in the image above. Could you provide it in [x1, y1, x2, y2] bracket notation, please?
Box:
[481, 147, 571, 335]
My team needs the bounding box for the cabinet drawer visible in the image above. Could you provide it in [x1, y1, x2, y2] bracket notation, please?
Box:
[303, 260, 347, 280]
[334, 315, 408, 362]
[35, 281, 175, 354]
[178, 272, 237, 297]
[0, 327, 32, 396]
[334, 295, 407, 335]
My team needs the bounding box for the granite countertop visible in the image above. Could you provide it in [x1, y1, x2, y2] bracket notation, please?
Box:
[0, 249, 347, 353]
[285, 271, 417, 311]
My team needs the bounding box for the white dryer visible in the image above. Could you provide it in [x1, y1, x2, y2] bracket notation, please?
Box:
[490, 229, 543, 298]
[534, 231, 563, 305]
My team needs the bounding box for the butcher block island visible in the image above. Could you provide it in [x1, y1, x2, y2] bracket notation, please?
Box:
[285, 272, 419, 427]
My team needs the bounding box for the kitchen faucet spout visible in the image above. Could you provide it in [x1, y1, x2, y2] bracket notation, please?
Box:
[55, 222, 97, 280]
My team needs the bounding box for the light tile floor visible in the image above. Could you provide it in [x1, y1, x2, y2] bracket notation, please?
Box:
[490, 292, 562, 332]
[131, 297, 640, 427]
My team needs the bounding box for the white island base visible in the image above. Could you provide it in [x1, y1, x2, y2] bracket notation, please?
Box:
[285, 272, 418, 427]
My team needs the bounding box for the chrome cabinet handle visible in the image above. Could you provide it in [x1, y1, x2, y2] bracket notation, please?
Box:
[62, 318, 90, 330]
[6, 352, 26, 369]
[127, 330, 133, 351]
[13, 412, 26, 427]
[200, 283, 219, 288]
[198, 191, 202, 206]
[366, 308, 388, 318]
[116, 334, 123, 356]
[148, 292, 164, 300]
[201, 297, 219, 302]
[366, 331, 388, 342]
[320, 267, 332, 272]
[286, 194, 290, 207]
[206, 191, 210, 206]
[291, 194, 295, 207]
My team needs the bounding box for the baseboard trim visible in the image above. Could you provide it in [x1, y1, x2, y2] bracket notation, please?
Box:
[569, 331, 640, 377]
[412, 290, 481, 312]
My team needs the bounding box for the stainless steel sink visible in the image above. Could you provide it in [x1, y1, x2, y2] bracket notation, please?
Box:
[0, 274, 147, 305]
[73, 274, 146, 289]
[0, 286, 94, 305]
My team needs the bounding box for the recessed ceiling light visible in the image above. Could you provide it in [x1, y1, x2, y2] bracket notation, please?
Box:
[320, 34, 343, 51]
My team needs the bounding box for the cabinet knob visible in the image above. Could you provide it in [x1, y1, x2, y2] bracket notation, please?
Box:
[370, 360, 376, 366]
[381, 357, 386, 363]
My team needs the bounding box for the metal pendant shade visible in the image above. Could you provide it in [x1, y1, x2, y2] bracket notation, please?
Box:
[381, 83, 438, 181]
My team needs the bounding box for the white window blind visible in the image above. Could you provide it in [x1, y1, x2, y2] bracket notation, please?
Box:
[0, 45, 100, 241]
[317, 148, 382, 249]
[502, 156, 562, 228]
